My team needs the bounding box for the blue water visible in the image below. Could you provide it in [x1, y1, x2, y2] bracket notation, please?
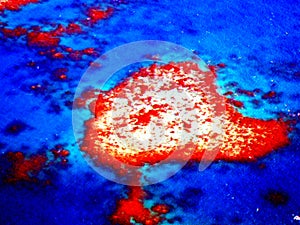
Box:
[1, 0, 300, 224]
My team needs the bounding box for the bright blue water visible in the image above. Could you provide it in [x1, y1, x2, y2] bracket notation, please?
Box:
[0, 0, 300, 224]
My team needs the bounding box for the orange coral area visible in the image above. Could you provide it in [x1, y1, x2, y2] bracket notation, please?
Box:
[79, 62, 290, 169]
[86, 62, 290, 224]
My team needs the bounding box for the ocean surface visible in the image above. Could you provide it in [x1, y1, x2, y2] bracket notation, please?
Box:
[0, 0, 300, 224]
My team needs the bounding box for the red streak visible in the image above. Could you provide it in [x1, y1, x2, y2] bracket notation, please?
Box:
[236, 88, 255, 97]
[52, 52, 64, 59]
[262, 91, 277, 99]
[224, 91, 234, 96]
[217, 62, 227, 68]
[227, 98, 244, 108]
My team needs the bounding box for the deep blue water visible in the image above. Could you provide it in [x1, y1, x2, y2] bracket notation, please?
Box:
[0, 0, 300, 224]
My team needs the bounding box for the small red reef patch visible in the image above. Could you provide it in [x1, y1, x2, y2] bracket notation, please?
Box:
[111, 187, 169, 225]
[0, 0, 39, 11]
[87, 7, 114, 24]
